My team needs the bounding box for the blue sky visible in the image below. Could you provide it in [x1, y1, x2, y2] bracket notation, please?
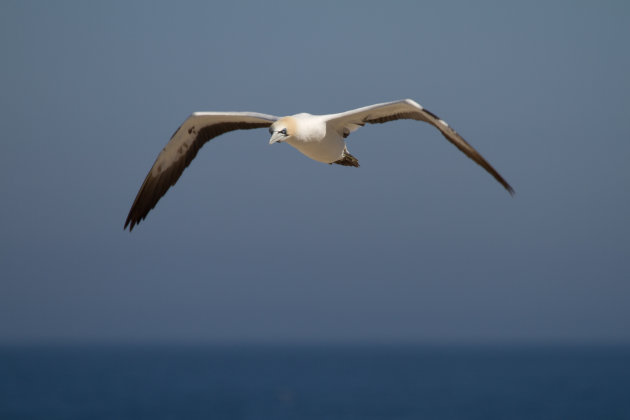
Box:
[0, 0, 629, 343]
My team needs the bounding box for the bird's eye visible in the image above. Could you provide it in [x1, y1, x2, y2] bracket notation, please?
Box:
[280, 128, 287, 135]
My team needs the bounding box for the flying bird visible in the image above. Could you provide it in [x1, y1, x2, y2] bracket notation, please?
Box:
[125, 99, 513, 231]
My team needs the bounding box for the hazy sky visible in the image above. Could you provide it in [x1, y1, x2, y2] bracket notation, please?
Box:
[1, 1, 629, 344]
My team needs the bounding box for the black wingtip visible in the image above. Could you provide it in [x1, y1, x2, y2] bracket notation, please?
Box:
[500, 178, 515, 196]
[498, 179, 515, 197]
[123, 216, 136, 232]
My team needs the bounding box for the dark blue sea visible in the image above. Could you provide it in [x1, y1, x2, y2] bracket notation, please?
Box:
[1, 344, 629, 419]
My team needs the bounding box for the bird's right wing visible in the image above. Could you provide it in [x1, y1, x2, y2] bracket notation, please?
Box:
[325, 99, 514, 195]
[125, 112, 278, 231]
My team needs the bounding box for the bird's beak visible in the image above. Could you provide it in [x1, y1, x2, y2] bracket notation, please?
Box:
[269, 132, 284, 145]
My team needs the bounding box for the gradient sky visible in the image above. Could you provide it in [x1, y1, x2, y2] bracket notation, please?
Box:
[1, 1, 629, 344]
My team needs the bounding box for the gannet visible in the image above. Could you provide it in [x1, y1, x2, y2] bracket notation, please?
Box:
[125, 99, 513, 231]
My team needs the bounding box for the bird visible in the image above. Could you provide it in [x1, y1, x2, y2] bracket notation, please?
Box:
[124, 99, 513, 231]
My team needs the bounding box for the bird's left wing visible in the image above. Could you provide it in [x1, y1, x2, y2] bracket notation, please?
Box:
[125, 112, 278, 231]
[325, 99, 514, 195]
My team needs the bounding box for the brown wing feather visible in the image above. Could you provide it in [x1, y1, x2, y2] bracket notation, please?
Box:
[125, 120, 271, 231]
[328, 100, 514, 195]
[364, 110, 514, 195]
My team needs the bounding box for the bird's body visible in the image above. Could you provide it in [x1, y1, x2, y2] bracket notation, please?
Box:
[125, 99, 513, 231]
[278, 114, 346, 164]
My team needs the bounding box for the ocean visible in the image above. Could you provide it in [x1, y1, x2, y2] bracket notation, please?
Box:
[1, 344, 629, 419]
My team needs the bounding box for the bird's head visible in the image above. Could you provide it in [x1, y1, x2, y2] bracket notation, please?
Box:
[269, 117, 295, 145]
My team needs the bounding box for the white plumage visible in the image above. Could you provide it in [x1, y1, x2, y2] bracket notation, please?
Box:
[125, 99, 513, 231]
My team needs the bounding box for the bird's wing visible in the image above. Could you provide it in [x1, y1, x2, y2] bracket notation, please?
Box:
[125, 112, 278, 231]
[325, 99, 514, 195]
